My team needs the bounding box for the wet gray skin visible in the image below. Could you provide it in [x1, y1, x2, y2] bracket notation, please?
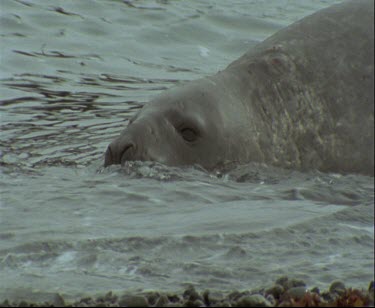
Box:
[105, 0, 374, 175]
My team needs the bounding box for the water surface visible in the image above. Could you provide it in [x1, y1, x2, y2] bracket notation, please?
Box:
[0, 0, 373, 301]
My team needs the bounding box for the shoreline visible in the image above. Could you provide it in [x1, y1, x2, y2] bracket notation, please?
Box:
[1, 277, 374, 307]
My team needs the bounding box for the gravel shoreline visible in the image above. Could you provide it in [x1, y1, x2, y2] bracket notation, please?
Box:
[1, 277, 374, 307]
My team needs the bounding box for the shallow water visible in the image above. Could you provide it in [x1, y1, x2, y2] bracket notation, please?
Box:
[0, 0, 373, 301]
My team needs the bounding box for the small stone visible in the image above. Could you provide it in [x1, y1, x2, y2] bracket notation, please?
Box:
[104, 291, 115, 302]
[278, 300, 293, 307]
[167, 294, 181, 303]
[329, 280, 346, 295]
[285, 286, 307, 301]
[183, 285, 201, 302]
[287, 279, 306, 289]
[155, 295, 170, 307]
[265, 294, 276, 306]
[235, 294, 272, 307]
[193, 299, 204, 307]
[320, 290, 335, 303]
[96, 295, 105, 303]
[182, 299, 204, 307]
[216, 300, 231, 307]
[265, 284, 284, 299]
[228, 290, 242, 301]
[52, 293, 65, 307]
[275, 276, 289, 289]
[80, 297, 94, 305]
[310, 287, 320, 294]
[119, 295, 148, 307]
[145, 292, 160, 306]
[166, 302, 182, 307]
[203, 290, 224, 306]
[368, 282, 375, 305]
[368, 281, 374, 292]
[275, 276, 306, 290]
[202, 290, 210, 306]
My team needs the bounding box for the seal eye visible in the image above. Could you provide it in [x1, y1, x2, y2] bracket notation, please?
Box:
[180, 127, 198, 142]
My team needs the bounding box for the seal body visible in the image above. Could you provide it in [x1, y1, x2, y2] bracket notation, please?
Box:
[105, 0, 374, 175]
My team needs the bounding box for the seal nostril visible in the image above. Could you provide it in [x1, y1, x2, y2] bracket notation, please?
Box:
[120, 143, 135, 165]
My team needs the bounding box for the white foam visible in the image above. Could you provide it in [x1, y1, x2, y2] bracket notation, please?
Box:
[198, 46, 210, 57]
[55, 251, 77, 265]
[339, 223, 375, 235]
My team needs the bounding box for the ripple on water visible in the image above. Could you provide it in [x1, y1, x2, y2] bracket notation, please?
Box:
[0, 0, 372, 300]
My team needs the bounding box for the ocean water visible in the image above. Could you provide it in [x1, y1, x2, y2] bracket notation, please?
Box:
[0, 0, 373, 302]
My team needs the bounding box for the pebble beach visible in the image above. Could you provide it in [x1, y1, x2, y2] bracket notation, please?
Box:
[1, 277, 374, 307]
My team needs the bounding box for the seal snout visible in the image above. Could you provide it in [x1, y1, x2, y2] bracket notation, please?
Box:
[104, 139, 136, 167]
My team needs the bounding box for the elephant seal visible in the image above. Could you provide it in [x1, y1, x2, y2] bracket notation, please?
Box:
[105, 0, 374, 176]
